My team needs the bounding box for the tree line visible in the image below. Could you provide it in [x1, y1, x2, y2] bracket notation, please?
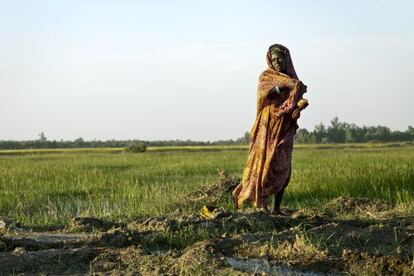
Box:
[295, 117, 414, 144]
[0, 132, 250, 150]
[0, 117, 413, 150]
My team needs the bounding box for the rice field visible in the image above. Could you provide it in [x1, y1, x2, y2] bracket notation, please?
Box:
[0, 143, 413, 228]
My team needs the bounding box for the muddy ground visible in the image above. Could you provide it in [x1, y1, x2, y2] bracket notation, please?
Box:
[1, 176, 414, 275]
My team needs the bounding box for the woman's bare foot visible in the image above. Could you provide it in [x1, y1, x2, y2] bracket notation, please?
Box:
[271, 209, 288, 216]
[255, 203, 270, 214]
[262, 205, 269, 213]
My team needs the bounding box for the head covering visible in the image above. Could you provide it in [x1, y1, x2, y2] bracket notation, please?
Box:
[266, 43, 298, 79]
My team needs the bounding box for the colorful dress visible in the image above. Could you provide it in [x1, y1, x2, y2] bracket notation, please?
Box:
[233, 44, 307, 208]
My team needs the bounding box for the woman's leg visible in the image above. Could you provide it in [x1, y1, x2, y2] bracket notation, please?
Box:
[271, 166, 291, 215]
[271, 186, 286, 214]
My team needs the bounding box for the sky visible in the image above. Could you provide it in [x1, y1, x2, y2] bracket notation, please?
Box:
[0, 0, 413, 141]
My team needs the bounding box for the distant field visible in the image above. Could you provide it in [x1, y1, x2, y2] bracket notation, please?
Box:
[0, 141, 412, 155]
[0, 143, 413, 228]
[0, 145, 248, 155]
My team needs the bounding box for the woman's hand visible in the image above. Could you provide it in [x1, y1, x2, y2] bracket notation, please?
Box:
[292, 98, 309, 120]
[292, 108, 301, 119]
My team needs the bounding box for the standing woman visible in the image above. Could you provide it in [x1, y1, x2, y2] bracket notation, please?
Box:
[233, 43, 309, 214]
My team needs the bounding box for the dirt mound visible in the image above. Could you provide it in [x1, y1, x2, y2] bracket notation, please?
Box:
[296, 196, 393, 219]
[0, 246, 99, 274]
[0, 197, 413, 275]
[323, 196, 391, 215]
[91, 245, 152, 273]
[127, 208, 304, 237]
[343, 250, 414, 275]
[170, 240, 230, 274]
[70, 217, 123, 232]
[127, 216, 180, 232]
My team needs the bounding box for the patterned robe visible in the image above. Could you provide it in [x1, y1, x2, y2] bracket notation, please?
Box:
[233, 44, 307, 208]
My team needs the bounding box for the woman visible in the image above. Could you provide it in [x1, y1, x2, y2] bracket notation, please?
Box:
[233, 43, 308, 214]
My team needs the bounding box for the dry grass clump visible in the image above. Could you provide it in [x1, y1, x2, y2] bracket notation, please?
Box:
[273, 234, 328, 264]
[184, 170, 240, 205]
[236, 233, 329, 270]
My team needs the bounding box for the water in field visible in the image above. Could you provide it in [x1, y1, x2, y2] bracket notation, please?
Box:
[226, 257, 323, 275]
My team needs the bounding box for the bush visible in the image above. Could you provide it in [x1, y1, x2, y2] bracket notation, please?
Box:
[126, 142, 147, 153]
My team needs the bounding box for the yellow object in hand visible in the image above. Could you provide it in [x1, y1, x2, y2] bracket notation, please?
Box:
[297, 98, 309, 109]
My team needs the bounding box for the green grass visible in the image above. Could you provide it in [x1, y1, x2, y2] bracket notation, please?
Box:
[0, 143, 413, 228]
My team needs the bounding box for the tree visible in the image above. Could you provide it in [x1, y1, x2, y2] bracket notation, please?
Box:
[407, 126, 414, 140]
[313, 123, 327, 143]
[327, 117, 346, 143]
[243, 131, 250, 144]
[126, 142, 147, 153]
[38, 132, 47, 141]
[295, 129, 311, 143]
[74, 137, 85, 147]
[345, 128, 356, 143]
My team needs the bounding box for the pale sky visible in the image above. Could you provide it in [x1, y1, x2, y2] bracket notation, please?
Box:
[1, 0, 413, 141]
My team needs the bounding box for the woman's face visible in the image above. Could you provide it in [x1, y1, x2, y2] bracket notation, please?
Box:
[270, 47, 287, 72]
